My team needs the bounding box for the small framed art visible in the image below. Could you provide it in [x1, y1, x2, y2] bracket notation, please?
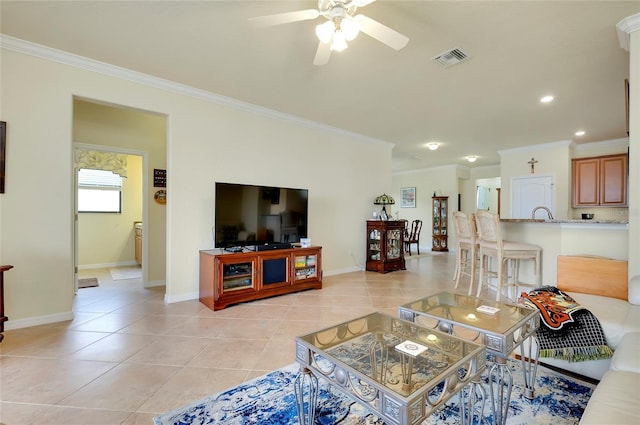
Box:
[401, 187, 416, 208]
[154, 168, 167, 187]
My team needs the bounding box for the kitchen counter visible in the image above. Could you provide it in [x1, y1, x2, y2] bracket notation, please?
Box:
[501, 219, 628, 224]
[499, 219, 628, 285]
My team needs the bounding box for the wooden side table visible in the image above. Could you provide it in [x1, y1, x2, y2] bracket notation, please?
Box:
[0, 265, 13, 342]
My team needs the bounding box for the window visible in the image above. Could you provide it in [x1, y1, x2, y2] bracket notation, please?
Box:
[78, 169, 122, 213]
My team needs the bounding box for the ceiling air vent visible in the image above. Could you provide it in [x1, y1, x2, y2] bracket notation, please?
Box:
[432, 48, 470, 68]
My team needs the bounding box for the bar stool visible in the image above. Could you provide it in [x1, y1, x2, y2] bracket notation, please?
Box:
[475, 210, 542, 301]
[452, 211, 479, 296]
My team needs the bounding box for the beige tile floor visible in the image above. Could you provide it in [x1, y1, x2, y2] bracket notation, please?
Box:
[0, 252, 496, 425]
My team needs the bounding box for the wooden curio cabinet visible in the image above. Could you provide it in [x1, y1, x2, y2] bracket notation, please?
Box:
[432, 196, 449, 252]
[366, 220, 406, 273]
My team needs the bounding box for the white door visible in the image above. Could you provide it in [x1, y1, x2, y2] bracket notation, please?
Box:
[511, 175, 554, 219]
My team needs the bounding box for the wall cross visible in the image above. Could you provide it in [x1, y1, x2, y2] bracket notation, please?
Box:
[528, 157, 538, 174]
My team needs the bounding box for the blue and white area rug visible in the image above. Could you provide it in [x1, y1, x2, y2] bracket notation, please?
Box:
[154, 359, 594, 425]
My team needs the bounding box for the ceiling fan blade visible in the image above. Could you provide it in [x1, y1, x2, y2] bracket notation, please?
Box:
[354, 14, 409, 50]
[313, 41, 331, 66]
[249, 9, 320, 27]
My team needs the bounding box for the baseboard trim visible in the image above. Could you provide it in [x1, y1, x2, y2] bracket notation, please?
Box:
[79, 261, 138, 270]
[4, 311, 74, 331]
[165, 291, 199, 304]
[324, 266, 361, 276]
[145, 280, 165, 288]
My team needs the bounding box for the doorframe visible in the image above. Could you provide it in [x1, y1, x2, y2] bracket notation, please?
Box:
[73, 142, 149, 290]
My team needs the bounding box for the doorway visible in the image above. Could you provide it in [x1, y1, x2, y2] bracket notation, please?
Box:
[74, 146, 146, 291]
[72, 98, 167, 297]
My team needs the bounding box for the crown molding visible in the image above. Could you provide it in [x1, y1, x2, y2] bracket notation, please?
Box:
[497, 140, 572, 156]
[617, 13, 640, 52]
[393, 163, 461, 176]
[0, 34, 392, 148]
[570, 137, 629, 154]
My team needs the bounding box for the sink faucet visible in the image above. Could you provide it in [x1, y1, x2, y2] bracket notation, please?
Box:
[532, 206, 554, 220]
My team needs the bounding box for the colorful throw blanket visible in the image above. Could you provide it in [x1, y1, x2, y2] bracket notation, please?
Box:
[521, 286, 613, 362]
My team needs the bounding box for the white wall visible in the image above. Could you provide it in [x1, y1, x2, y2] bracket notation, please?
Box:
[0, 41, 392, 327]
[499, 140, 572, 220]
[628, 27, 640, 281]
[392, 165, 459, 252]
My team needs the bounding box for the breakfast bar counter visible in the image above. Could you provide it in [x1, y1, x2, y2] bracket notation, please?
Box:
[499, 219, 628, 285]
[501, 218, 628, 224]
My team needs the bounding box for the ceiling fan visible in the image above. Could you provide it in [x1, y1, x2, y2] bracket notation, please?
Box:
[250, 0, 409, 66]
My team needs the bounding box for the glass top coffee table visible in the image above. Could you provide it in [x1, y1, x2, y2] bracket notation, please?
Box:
[398, 291, 539, 425]
[294, 311, 486, 425]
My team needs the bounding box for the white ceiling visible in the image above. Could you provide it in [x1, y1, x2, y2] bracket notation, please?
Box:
[1, 1, 638, 171]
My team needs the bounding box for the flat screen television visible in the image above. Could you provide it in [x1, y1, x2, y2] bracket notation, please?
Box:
[214, 182, 309, 249]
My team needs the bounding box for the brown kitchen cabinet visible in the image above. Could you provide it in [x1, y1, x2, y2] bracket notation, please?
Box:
[572, 153, 628, 207]
[365, 220, 406, 273]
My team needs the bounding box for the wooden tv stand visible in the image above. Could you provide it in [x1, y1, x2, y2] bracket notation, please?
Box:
[199, 246, 322, 311]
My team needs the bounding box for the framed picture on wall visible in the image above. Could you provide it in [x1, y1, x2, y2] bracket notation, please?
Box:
[401, 187, 416, 208]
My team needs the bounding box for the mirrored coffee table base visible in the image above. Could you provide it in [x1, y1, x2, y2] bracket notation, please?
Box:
[398, 292, 540, 425]
[294, 312, 487, 425]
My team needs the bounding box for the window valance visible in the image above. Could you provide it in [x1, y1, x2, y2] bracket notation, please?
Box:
[74, 149, 128, 178]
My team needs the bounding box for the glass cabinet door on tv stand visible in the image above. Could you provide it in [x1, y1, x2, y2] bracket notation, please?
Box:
[432, 196, 449, 252]
[293, 249, 319, 283]
[366, 220, 406, 274]
[220, 256, 257, 294]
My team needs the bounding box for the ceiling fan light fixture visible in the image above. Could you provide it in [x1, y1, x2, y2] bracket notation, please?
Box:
[316, 21, 334, 43]
[330, 31, 348, 51]
[340, 17, 360, 41]
[252, 0, 409, 65]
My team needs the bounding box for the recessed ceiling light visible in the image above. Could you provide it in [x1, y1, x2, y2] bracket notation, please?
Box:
[575, 130, 586, 136]
[466, 155, 477, 163]
[427, 142, 439, 151]
[540, 95, 554, 103]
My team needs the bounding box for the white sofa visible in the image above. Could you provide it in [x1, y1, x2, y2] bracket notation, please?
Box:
[579, 331, 640, 424]
[523, 255, 640, 381]
[537, 291, 640, 380]
[522, 256, 640, 424]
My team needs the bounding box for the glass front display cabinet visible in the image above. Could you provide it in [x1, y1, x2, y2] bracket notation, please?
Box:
[365, 220, 406, 273]
[432, 196, 449, 252]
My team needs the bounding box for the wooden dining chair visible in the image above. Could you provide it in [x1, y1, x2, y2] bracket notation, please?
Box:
[404, 219, 422, 256]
